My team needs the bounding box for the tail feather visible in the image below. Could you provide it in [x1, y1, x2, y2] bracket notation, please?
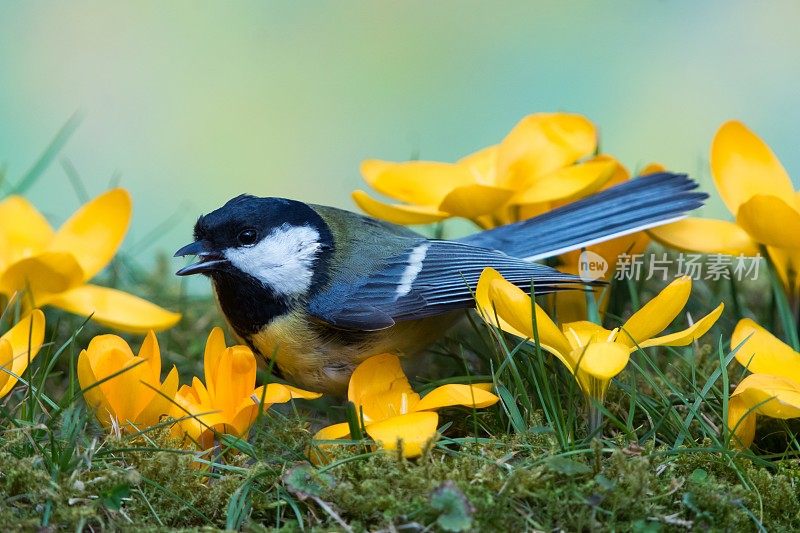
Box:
[459, 172, 706, 261]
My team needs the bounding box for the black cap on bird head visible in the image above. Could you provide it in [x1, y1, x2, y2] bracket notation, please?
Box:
[174, 195, 333, 298]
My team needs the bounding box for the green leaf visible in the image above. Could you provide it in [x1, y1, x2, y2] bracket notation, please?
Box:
[594, 473, 616, 490]
[765, 248, 800, 351]
[345, 401, 365, 441]
[545, 456, 592, 476]
[226, 482, 252, 530]
[10, 111, 84, 195]
[220, 433, 257, 458]
[496, 384, 527, 434]
[101, 483, 131, 511]
[631, 518, 661, 532]
[429, 481, 474, 532]
[282, 464, 334, 501]
[689, 468, 708, 484]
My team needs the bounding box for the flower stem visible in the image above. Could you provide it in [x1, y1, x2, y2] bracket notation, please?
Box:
[588, 399, 604, 436]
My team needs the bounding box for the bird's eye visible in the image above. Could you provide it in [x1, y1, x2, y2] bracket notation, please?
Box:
[237, 229, 259, 246]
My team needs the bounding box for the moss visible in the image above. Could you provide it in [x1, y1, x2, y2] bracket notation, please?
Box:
[0, 438, 139, 531]
[285, 442, 800, 531]
[5, 409, 800, 531]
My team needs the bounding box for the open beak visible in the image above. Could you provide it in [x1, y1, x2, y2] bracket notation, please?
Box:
[174, 240, 228, 276]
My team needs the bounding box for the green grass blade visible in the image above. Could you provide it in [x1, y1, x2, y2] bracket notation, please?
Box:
[9, 111, 84, 195]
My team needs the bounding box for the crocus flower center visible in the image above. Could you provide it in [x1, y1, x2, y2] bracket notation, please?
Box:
[564, 325, 620, 352]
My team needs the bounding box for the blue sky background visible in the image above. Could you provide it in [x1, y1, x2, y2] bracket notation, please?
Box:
[1, 1, 799, 261]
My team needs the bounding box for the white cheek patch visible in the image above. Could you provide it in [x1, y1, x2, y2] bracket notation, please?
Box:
[225, 224, 322, 297]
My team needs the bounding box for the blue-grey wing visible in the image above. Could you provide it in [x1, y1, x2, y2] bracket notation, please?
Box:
[307, 240, 586, 331]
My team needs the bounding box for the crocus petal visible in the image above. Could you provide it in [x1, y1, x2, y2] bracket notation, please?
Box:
[85, 334, 135, 359]
[238, 382, 321, 428]
[190, 376, 213, 407]
[488, 278, 581, 374]
[648, 218, 759, 255]
[77, 349, 105, 417]
[736, 194, 800, 249]
[731, 373, 800, 420]
[213, 346, 257, 417]
[639, 163, 666, 176]
[171, 383, 224, 446]
[203, 327, 226, 397]
[347, 353, 420, 422]
[310, 422, 353, 464]
[48, 189, 132, 281]
[48, 284, 181, 333]
[283, 384, 323, 400]
[512, 159, 616, 204]
[549, 289, 600, 325]
[229, 403, 259, 437]
[359, 160, 475, 205]
[438, 184, 515, 219]
[573, 341, 630, 381]
[314, 422, 352, 441]
[352, 190, 450, 225]
[618, 276, 692, 347]
[360, 160, 392, 186]
[767, 246, 800, 297]
[590, 155, 630, 189]
[0, 310, 46, 397]
[137, 330, 162, 386]
[0, 252, 84, 302]
[731, 318, 800, 383]
[482, 270, 573, 356]
[92, 350, 151, 426]
[562, 321, 615, 350]
[413, 384, 499, 412]
[475, 268, 528, 338]
[0, 339, 13, 397]
[496, 113, 597, 189]
[0, 196, 54, 265]
[365, 411, 439, 458]
[727, 395, 756, 449]
[513, 202, 551, 222]
[136, 365, 179, 428]
[638, 303, 724, 349]
[250, 383, 322, 405]
[457, 145, 498, 183]
[0, 309, 46, 365]
[711, 120, 795, 215]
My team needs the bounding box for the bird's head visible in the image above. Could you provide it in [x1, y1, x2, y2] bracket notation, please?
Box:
[175, 195, 333, 299]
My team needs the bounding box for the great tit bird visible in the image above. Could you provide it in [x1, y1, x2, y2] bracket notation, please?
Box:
[175, 173, 705, 395]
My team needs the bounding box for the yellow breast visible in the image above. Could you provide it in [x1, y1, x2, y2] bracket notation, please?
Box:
[239, 310, 461, 396]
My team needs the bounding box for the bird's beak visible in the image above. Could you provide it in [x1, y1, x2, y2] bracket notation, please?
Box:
[174, 240, 228, 276]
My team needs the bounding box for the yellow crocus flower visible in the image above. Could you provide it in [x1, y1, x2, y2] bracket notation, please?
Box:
[171, 327, 321, 450]
[727, 319, 800, 448]
[313, 353, 499, 459]
[476, 268, 723, 403]
[0, 310, 45, 398]
[353, 113, 616, 227]
[650, 120, 800, 296]
[0, 190, 180, 333]
[78, 331, 179, 432]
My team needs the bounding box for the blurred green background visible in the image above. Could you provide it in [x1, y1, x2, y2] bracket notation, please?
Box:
[1, 1, 799, 263]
